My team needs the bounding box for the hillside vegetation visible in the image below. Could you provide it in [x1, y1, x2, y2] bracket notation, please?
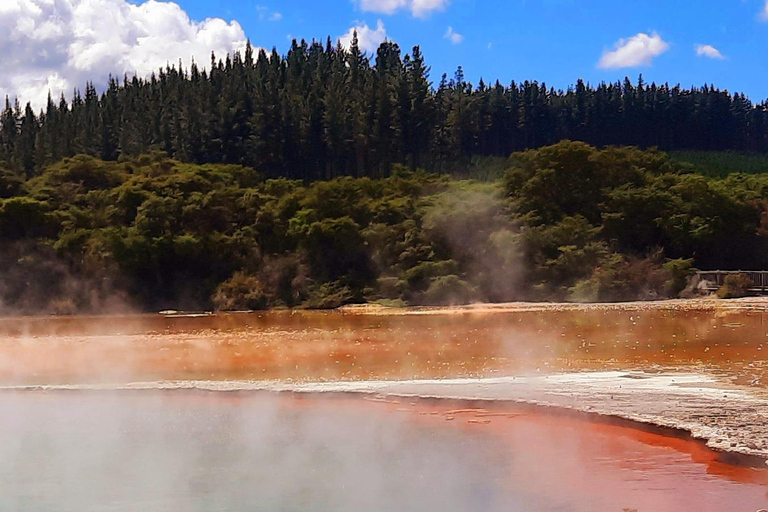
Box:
[1, 141, 766, 314]
[670, 151, 768, 177]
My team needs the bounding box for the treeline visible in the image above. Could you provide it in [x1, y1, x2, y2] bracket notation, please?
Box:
[0, 142, 766, 314]
[2, 37, 768, 180]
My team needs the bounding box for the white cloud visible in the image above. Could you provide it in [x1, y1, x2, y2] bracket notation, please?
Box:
[444, 26, 463, 44]
[358, 0, 406, 15]
[0, 0, 248, 109]
[256, 5, 282, 21]
[761, 1, 768, 20]
[358, 0, 448, 18]
[695, 44, 725, 60]
[339, 20, 388, 53]
[410, 0, 448, 17]
[597, 32, 670, 69]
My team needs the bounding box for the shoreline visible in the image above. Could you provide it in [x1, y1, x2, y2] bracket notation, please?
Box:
[0, 296, 767, 322]
[338, 297, 768, 315]
[5, 371, 768, 467]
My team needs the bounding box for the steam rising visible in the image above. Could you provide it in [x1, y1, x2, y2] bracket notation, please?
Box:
[0, 241, 134, 316]
[0, 306, 766, 511]
[0, 392, 520, 512]
[1, 389, 765, 512]
[421, 185, 523, 304]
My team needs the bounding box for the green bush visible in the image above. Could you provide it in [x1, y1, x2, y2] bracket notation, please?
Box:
[716, 274, 753, 299]
[0, 197, 54, 239]
[421, 275, 478, 306]
[568, 254, 675, 303]
[402, 260, 460, 291]
[0, 142, 764, 314]
[663, 258, 695, 296]
[302, 282, 356, 309]
[568, 279, 600, 303]
[373, 276, 407, 300]
[212, 273, 268, 311]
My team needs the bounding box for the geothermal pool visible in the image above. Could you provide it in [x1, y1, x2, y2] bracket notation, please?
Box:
[1, 391, 766, 512]
[1, 300, 767, 510]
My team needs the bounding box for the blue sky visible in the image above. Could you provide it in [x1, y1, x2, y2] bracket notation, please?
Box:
[174, 0, 768, 101]
[2, 0, 767, 108]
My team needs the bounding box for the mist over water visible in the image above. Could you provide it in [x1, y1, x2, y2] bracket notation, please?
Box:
[1, 390, 767, 512]
[0, 308, 767, 511]
[0, 392, 519, 512]
[1, 306, 766, 387]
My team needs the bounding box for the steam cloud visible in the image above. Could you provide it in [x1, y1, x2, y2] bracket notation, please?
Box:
[0, 392, 523, 511]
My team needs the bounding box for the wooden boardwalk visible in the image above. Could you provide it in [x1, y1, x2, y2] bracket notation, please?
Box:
[696, 271, 768, 292]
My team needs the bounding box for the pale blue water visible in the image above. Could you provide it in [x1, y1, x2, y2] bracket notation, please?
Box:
[0, 392, 520, 512]
[0, 391, 766, 512]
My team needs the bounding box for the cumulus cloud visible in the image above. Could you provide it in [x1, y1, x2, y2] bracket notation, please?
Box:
[597, 32, 669, 69]
[444, 26, 463, 44]
[358, 0, 448, 18]
[695, 44, 724, 60]
[339, 20, 388, 53]
[0, 0, 248, 109]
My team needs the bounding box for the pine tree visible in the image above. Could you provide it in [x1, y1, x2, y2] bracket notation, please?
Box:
[0, 39, 766, 179]
[17, 103, 38, 177]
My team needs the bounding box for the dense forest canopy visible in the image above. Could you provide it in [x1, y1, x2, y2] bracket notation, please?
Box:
[2, 36, 768, 180]
[0, 142, 766, 314]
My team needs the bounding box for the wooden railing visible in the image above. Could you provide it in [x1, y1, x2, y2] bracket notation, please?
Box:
[696, 271, 768, 291]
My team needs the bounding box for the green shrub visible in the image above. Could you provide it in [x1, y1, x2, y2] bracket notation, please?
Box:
[374, 276, 407, 300]
[663, 258, 695, 297]
[568, 279, 600, 303]
[0, 197, 55, 239]
[402, 260, 459, 291]
[302, 282, 356, 309]
[0, 168, 23, 198]
[212, 273, 268, 311]
[421, 275, 478, 306]
[567, 254, 672, 303]
[0, 143, 765, 314]
[716, 273, 753, 299]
